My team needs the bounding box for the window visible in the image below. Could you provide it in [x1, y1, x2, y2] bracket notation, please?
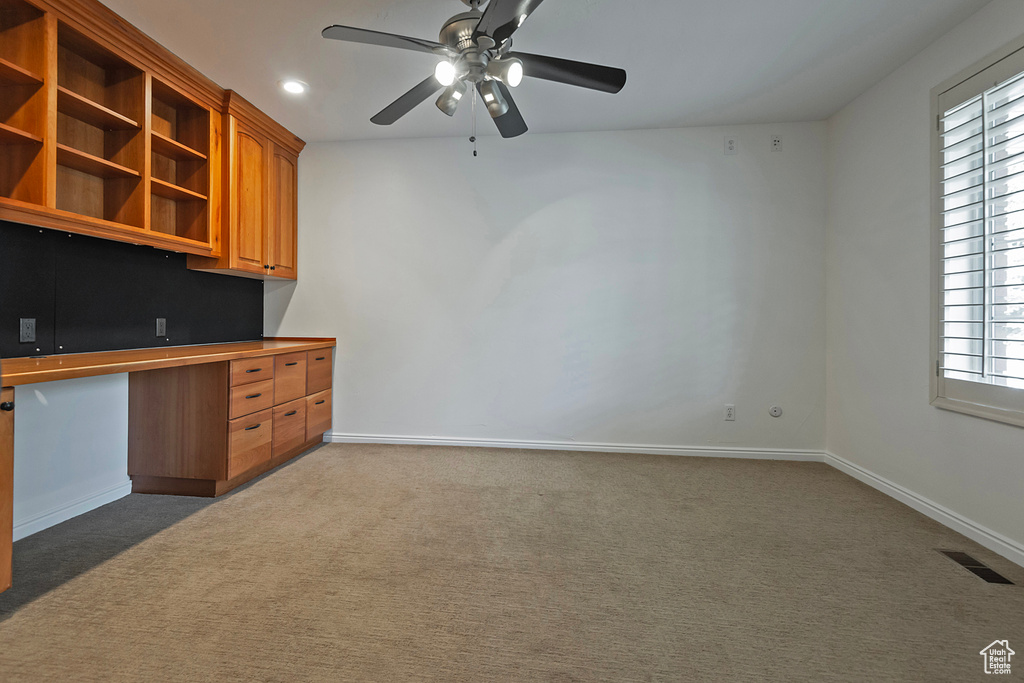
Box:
[933, 37, 1024, 426]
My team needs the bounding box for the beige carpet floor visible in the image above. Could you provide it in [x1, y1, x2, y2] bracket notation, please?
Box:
[0, 443, 1021, 681]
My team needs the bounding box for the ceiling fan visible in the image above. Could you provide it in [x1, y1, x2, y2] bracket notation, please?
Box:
[321, 0, 627, 139]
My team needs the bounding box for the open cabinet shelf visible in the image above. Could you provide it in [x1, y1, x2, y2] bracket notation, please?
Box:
[57, 142, 140, 178]
[56, 85, 138, 130]
[151, 130, 206, 162]
[148, 77, 210, 245]
[0, 121, 42, 145]
[0, 55, 41, 85]
[151, 177, 205, 201]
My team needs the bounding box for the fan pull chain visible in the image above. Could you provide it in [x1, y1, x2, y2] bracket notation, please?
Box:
[470, 88, 478, 157]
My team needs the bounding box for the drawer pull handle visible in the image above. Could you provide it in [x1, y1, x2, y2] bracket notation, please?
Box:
[284, 410, 298, 417]
[245, 423, 262, 431]
[315, 400, 325, 405]
[315, 356, 325, 361]
[246, 368, 262, 374]
[246, 393, 262, 399]
[285, 362, 299, 367]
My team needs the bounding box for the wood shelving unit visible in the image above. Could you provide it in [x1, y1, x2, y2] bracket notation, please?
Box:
[0, 0, 303, 268]
[0, 0, 47, 204]
[149, 77, 210, 242]
[54, 21, 146, 226]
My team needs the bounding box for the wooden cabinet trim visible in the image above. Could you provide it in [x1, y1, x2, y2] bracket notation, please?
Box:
[224, 90, 304, 156]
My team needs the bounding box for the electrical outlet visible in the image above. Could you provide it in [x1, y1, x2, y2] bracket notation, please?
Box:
[156, 318, 166, 337]
[724, 404, 736, 421]
[724, 136, 738, 155]
[771, 135, 783, 152]
[19, 318, 36, 343]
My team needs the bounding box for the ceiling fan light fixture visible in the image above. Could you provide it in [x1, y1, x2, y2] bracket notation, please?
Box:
[505, 60, 523, 87]
[436, 80, 468, 117]
[434, 60, 457, 86]
[486, 57, 524, 88]
[478, 79, 509, 118]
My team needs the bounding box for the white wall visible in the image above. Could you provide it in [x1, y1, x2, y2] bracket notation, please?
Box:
[826, 0, 1024, 552]
[12, 375, 131, 540]
[266, 123, 828, 452]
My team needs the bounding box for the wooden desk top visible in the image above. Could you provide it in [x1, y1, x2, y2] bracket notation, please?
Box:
[0, 338, 336, 387]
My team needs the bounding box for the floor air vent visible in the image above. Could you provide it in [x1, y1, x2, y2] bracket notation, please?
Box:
[938, 550, 1015, 585]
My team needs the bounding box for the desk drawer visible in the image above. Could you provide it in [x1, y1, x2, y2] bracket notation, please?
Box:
[229, 379, 274, 419]
[306, 389, 331, 441]
[228, 409, 272, 479]
[274, 352, 306, 404]
[306, 350, 332, 394]
[230, 357, 274, 386]
[273, 398, 307, 457]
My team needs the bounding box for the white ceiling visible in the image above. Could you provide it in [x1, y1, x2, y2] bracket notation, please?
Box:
[98, 0, 991, 143]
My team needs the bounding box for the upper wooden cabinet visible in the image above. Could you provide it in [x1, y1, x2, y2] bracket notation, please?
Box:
[187, 91, 303, 280]
[0, 0, 303, 279]
[270, 146, 299, 280]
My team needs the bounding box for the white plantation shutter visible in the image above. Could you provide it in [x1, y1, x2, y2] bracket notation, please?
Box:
[934, 41, 1024, 424]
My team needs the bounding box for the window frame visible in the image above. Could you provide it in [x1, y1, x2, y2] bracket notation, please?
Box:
[931, 34, 1024, 428]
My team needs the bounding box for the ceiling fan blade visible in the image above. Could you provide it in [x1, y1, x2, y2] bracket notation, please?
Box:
[479, 82, 528, 139]
[322, 25, 454, 57]
[371, 76, 444, 126]
[508, 52, 626, 94]
[473, 0, 545, 45]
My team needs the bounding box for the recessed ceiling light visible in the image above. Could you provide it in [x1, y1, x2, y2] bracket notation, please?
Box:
[280, 80, 308, 95]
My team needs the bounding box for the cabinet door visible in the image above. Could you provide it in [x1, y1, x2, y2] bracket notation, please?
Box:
[267, 146, 298, 280]
[231, 119, 268, 274]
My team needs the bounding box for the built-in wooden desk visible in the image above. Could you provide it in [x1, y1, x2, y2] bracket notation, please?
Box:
[1, 339, 335, 386]
[0, 337, 336, 594]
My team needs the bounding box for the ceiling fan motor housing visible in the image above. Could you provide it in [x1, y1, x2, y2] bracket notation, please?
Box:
[440, 11, 493, 83]
[439, 11, 483, 53]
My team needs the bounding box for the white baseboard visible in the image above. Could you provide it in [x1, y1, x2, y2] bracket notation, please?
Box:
[326, 432, 1024, 568]
[824, 451, 1024, 569]
[14, 479, 133, 542]
[326, 432, 824, 461]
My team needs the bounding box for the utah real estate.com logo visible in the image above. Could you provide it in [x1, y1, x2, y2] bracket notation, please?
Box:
[980, 640, 1014, 675]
